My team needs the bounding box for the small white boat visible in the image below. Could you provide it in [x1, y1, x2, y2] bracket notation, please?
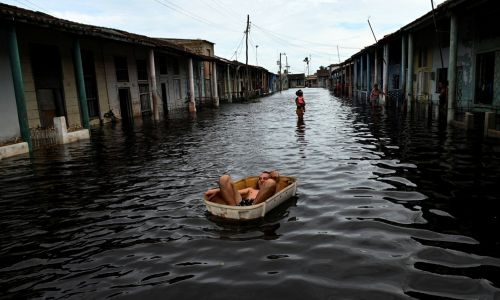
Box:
[203, 175, 298, 220]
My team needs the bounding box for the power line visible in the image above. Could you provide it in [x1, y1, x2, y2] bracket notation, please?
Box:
[252, 22, 362, 51]
[153, 0, 216, 26]
[251, 22, 361, 63]
[206, 0, 242, 24]
[230, 32, 246, 61]
[11, 0, 49, 13]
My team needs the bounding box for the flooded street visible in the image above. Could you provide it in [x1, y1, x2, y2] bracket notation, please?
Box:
[1, 88, 500, 299]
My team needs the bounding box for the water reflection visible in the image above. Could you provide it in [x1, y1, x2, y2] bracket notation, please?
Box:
[296, 118, 306, 158]
[1, 88, 500, 299]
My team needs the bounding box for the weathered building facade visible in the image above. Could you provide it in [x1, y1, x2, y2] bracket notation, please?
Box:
[331, 0, 500, 136]
[288, 73, 305, 88]
[0, 3, 277, 159]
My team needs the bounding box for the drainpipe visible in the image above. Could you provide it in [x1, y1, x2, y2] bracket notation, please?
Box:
[148, 49, 159, 121]
[448, 13, 458, 124]
[188, 58, 196, 113]
[73, 39, 90, 129]
[7, 23, 32, 151]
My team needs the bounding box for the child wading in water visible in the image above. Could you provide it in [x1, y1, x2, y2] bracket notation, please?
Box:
[295, 89, 306, 119]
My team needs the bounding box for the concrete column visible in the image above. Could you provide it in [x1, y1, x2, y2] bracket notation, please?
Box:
[236, 66, 241, 97]
[348, 62, 352, 98]
[407, 33, 414, 104]
[54, 116, 89, 144]
[353, 59, 358, 98]
[200, 62, 205, 101]
[401, 35, 407, 107]
[7, 24, 32, 151]
[54, 116, 68, 144]
[448, 13, 458, 124]
[148, 49, 159, 121]
[73, 39, 90, 128]
[360, 55, 364, 93]
[188, 58, 196, 113]
[383, 43, 389, 103]
[484, 112, 495, 137]
[212, 61, 219, 107]
[227, 65, 232, 103]
[366, 52, 371, 103]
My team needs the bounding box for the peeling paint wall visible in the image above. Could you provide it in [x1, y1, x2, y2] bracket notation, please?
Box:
[456, 17, 475, 108]
[495, 51, 500, 107]
[0, 26, 21, 143]
[79, 39, 112, 126]
[14, 25, 82, 129]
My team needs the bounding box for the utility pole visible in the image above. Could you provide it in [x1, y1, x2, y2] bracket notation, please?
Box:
[245, 15, 249, 66]
[285, 55, 289, 73]
[308, 54, 311, 75]
[279, 52, 286, 92]
[245, 14, 250, 100]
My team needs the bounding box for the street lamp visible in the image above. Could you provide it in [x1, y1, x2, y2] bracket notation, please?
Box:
[256, 45, 258, 66]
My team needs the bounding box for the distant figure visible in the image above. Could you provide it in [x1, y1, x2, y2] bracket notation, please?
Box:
[295, 89, 306, 119]
[369, 84, 384, 107]
[438, 80, 448, 117]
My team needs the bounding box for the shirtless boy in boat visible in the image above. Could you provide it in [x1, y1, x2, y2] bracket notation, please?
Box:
[204, 171, 279, 206]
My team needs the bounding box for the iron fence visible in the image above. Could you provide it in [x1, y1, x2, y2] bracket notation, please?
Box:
[30, 127, 57, 149]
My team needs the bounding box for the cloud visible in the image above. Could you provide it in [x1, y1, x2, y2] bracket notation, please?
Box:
[3, 0, 447, 74]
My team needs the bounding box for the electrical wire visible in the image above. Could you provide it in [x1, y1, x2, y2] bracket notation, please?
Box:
[10, 0, 49, 13]
[153, 0, 215, 25]
[251, 22, 356, 65]
[229, 32, 246, 61]
[205, 0, 242, 24]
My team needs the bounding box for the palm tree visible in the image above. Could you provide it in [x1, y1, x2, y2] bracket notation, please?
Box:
[303, 57, 309, 75]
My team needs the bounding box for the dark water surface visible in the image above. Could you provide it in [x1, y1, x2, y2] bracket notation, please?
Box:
[1, 88, 500, 299]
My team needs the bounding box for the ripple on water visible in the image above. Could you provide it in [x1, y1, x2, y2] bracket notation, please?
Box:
[1, 89, 500, 299]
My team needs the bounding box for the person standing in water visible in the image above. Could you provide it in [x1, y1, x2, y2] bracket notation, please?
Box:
[438, 80, 448, 118]
[295, 89, 306, 119]
[369, 84, 384, 107]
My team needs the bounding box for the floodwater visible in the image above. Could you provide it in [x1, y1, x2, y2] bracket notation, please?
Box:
[1, 88, 500, 299]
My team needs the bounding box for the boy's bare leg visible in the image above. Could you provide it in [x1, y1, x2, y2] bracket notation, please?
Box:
[253, 179, 277, 205]
[218, 175, 242, 206]
[270, 171, 282, 193]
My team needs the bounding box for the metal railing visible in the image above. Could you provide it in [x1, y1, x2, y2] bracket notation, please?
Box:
[30, 127, 57, 149]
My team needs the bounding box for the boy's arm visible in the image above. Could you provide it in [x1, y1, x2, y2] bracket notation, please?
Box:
[238, 188, 250, 198]
[204, 188, 220, 200]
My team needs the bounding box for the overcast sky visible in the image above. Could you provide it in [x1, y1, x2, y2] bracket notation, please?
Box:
[4, 0, 447, 75]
